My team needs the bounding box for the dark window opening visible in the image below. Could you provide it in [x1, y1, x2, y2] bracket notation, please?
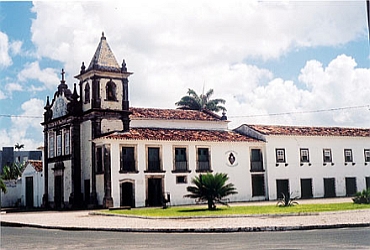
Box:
[84, 82, 90, 103]
[176, 176, 187, 184]
[96, 147, 103, 173]
[174, 147, 188, 172]
[106, 81, 117, 101]
[252, 175, 265, 197]
[148, 147, 160, 171]
[345, 177, 357, 196]
[250, 149, 263, 172]
[300, 178, 313, 199]
[197, 148, 211, 172]
[323, 149, 332, 163]
[120, 147, 136, 172]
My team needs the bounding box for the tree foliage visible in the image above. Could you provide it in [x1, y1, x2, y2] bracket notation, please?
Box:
[14, 143, 24, 151]
[353, 189, 370, 204]
[184, 172, 237, 210]
[175, 88, 226, 113]
[1, 163, 24, 180]
[0, 177, 6, 193]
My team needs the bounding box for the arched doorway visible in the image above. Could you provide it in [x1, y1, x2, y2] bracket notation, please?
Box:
[120, 181, 135, 208]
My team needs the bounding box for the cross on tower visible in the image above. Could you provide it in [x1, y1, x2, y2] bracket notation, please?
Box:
[61, 69, 65, 82]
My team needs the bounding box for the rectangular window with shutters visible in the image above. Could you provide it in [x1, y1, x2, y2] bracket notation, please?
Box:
[120, 146, 137, 173]
[146, 146, 162, 172]
[174, 147, 188, 172]
[197, 147, 211, 172]
[275, 148, 286, 163]
[364, 149, 370, 162]
[250, 149, 263, 172]
[323, 149, 332, 163]
[300, 148, 309, 163]
[344, 149, 353, 163]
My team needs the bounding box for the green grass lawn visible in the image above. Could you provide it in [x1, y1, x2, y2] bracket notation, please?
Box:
[102, 202, 370, 218]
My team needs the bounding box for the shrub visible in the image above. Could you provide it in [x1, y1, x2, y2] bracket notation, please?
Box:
[277, 193, 299, 207]
[352, 189, 370, 204]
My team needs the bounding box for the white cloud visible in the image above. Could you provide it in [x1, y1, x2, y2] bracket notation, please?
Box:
[0, 31, 12, 68]
[8, 98, 44, 150]
[18, 61, 59, 90]
[228, 54, 370, 128]
[27, 1, 369, 130]
[5, 83, 23, 93]
[9, 40, 23, 55]
[0, 90, 6, 100]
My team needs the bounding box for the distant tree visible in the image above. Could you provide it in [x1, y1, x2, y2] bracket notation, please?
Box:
[175, 88, 226, 113]
[184, 172, 237, 210]
[1, 163, 24, 180]
[14, 143, 24, 151]
[0, 177, 6, 193]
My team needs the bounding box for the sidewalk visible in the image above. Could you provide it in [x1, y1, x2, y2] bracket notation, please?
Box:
[1, 198, 370, 232]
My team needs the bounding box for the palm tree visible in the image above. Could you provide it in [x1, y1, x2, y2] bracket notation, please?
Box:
[14, 143, 24, 151]
[175, 88, 226, 113]
[184, 172, 237, 210]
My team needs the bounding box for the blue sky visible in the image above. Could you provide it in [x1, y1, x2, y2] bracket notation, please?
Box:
[0, 1, 369, 150]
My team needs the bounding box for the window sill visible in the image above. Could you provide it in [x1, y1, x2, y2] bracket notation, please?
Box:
[119, 170, 139, 174]
[250, 169, 265, 173]
[172, 170, 191, 173]
[195, 169, 213, 173]
[144, 170, 166, 173]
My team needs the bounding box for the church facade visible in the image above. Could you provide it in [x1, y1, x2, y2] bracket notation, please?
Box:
[42, 34, 370, 209]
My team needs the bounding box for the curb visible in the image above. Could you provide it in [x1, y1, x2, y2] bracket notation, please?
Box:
[1, 220, 370, 233]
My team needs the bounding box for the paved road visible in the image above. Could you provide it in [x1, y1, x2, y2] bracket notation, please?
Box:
[1, 226, 370, 250]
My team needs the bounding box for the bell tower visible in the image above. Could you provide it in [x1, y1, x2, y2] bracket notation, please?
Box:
[75, 32, 132, 132]
[74, 33, 133, 208]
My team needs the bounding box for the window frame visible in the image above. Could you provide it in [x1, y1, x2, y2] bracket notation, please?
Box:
[106, 80, 117, 101]
[300, 148, 310, 163]
[145, 146, 164, 173]
[275, 148, 286, 163]
[323, 148, 332, 163]
[173, 146, 189, 173]
[196, 147, 212, 172]
[64, 129, 70, 155]
[250, 148, 264, 172]
[120, 145, 138, 173]
[344, 149, 353, 163]
[49, 132, 55, 158]
[364, 149, 370, 163]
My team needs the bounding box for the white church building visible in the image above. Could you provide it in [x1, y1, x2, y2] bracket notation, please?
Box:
[42, 34, 370, 209]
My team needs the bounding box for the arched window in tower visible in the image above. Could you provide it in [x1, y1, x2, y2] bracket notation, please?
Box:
[106, 80, 116, 101]
[84, 82, 90, 103]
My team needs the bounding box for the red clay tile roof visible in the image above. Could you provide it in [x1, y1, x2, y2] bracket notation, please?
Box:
[26, 160, 43, 172]
[248, 124, 370, 137]
[130, 107, 223, 121]
[103, 128, 259, 142]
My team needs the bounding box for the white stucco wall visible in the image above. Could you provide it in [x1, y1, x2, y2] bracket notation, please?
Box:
[103, 139, 266, 208]
[130, 119, 228, 131]
[1, 180, 22, 208]
[101, 119, 123, 133]
[264, 135, 370, 200]
[21, 164, 44, 207]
